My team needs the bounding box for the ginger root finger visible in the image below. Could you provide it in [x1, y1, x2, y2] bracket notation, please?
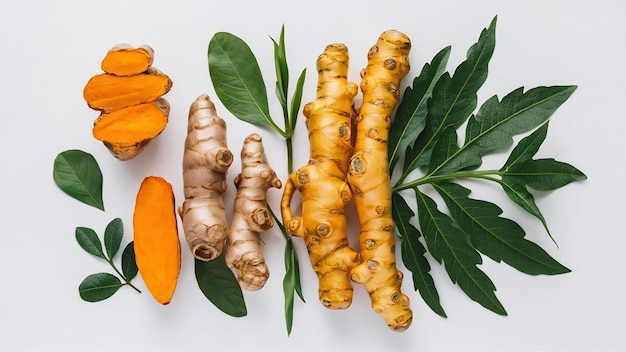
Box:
[83, 67, 172, 112]
[179, 94, 233, 261]
[133, 176, 181, 305]
[92, 98, 169, 161]
[226, 133, 281, 291]
[280, 43, 359, 310]
[347, 30, 413, 332]
[101, 43, 154, 76]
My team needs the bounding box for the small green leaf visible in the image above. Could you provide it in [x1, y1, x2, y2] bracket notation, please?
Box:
[392, 193, 446, 317]
[104, 218, 123, 260]
[427, 125, 460, 174]
[208, 32, 283, 136]
[121, 241, 138, 281]
[499, 176, 551, 237]
[435, 182, 570, 275]
[506, 158, 587, 191]
[283, 239, 299, 335]
[79, 273, 123, 302]
[389, 45, 451, 172]
[289, 68, 307, 133]
[75, 227, 105, 259]
[502, 121, 549, 170]
[195, 253, 247, 317]
[53, 149, 104, 211]
[405, 16, 496, 174]
[272, 25, 289, 108]
[415, 188, 507, 315]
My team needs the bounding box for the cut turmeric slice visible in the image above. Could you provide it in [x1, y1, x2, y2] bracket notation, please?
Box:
[133, 176, 181, 305]
[101, 43, 154, 76]
[92, 98, 169, 160]
[83, 67, 172, 112]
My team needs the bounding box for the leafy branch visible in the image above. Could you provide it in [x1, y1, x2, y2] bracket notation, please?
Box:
[76, 218, 141, 302]
[208, 25, 305, 335]
[390, 16, 586, 317]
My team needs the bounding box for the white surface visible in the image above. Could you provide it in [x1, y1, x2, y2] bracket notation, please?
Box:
[1, 0, 624, 351]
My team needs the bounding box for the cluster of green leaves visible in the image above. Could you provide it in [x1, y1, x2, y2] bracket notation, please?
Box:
[76, 218, 140, 301]
[389, 16, 586, 317]
[207, 26, 305, 334]
[53, 149, 141, 302]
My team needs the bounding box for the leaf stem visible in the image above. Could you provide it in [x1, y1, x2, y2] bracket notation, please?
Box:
[392, 169, 502, 193]
[105, 257, 141, 293]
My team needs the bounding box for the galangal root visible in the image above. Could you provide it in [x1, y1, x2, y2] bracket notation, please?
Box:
[179, 94, 233, 262]
[83, 44, 172, 160]
[347, 30, 413, 332]
[281, 43, 360, 309]
[226, 133, 281, 291]
[133, 176, 181, 305]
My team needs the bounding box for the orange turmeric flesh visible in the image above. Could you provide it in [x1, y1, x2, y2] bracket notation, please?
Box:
[133, 176, 181, 305]
[93, 98, 169, 143]
[101, 44, 154, 76]
[83, 68, 172, 112]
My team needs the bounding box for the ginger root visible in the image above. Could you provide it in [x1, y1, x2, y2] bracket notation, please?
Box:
[281, 43, 360, 309]
[347, 30, 413, 332]
[179, 94, 233, 261]
[83, 44, 172, 160]
[133, 176, 181, 305]
[226, 133, 281, 291]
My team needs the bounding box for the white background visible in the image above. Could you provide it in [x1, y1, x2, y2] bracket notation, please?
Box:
[1, 0, 624, 351]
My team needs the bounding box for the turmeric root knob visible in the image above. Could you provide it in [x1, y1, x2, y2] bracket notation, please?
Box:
[347, 30, 413, 332]
[179, 94, 233, 261]
[225, 133, 281, 291]
[281, 43, 359, 309]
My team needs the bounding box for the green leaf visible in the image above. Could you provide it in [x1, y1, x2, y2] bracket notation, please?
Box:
[208, 32, 282, 135]
[289, 68, 307, 133]
[502, 121, 549, 170]
[499, 176, 551, 236]
[415, 188, 507, 315]
[104, 218, 123, 260]
[506, 158, 587, 191]
[405, 16, 496, 174]
[195, 253, 247, 317]
[389, 46, 451, 172]
[75, 227, 105, 259]
[283, 239, 300, 335]
[428, 125, 460, 174]
[53, 149, 104, 211]
[272, 25, 289, 109]
[392, 193, 446, 317]
[433, 85, 577, 174]
[121, 241, 138, 281]
[434, 182, 570, 275]
[79, 273, 123, 302]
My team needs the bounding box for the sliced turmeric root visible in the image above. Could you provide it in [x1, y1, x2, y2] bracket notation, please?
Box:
[92, 98, 170, 161]
[133, 176, 181, 305]
[101, 43, 154, 76]
[83, 67, 172, 113]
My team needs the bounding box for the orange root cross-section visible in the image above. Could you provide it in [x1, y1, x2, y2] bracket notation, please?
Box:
[347, 30, 413, 332]
[281, 43, 359, 310]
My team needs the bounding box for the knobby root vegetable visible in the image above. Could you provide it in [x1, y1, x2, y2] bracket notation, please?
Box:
[281, 43, 360, 309]
[225, 133, 281, 291]
[83, 44, 172, 160]
[347, 30, 413, 332]
[92, 98, 170, 161]
[101, 43, 154, 76]
[133, 176, 181, 305]
[179, 94, 233, 261]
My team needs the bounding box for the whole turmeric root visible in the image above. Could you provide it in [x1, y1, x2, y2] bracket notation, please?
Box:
[281, 43, 360, 309]
[347, 30, 413, 331]
[226, 133, 282, 291]
[179, 94, 234, 261]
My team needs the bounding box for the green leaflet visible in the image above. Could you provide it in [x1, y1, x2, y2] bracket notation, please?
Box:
[121, 242, 138, 281]
[389, 46, 451, 172]
[392, 193, 446, 318]
[104, 217, 123, 260]
[208, 32, 283, 136]
[402, 16, 496, 177]
[415, 188, 507, 315]
[194, 253, 247, 318]
[506, 158, 587, 191]
[76, 227, 106, 259]
[79, 273, 123, 302]
[434, 182, 570, 275]
[432, 85, 577, 175]
[53, 149, 104, 211]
